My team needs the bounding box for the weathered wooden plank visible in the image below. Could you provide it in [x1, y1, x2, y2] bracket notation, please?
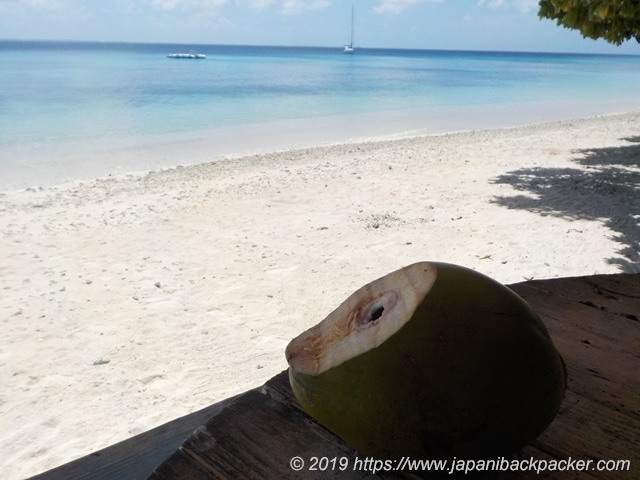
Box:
[146, 449, 215, 480]
[170, 389, 404, 479]
[511, 276, 640, 421]
[261, 369, 301, 409]
[510, 274, 640, 479]
[532, 391, 639, 478]
[582, 274, 640, 310]
[511, 274, 639, 329]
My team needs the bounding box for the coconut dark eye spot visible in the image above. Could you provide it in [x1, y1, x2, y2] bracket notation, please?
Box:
[362, 301, 385, 324]
[370, 305, 384, 321]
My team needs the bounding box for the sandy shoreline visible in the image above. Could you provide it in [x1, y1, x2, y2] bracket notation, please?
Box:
[2, 112, 640, 479]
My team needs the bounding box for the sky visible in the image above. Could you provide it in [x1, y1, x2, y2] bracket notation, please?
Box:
[1, 0, 639, 54]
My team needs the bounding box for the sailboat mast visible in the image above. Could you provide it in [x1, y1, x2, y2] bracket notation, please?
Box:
[350, 5, 354, 47]
[343, 5, 355, 53]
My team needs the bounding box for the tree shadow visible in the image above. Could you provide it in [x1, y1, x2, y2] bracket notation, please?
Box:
[491, 137, 640, 273]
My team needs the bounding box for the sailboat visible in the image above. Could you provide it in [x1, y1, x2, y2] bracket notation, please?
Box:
[343, 5, 355, 53]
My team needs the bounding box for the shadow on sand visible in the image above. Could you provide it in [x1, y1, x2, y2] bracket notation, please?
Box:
[491, 136, 640, 273]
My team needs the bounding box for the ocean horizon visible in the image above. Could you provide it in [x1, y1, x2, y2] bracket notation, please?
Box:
[2, 40, 640, 189]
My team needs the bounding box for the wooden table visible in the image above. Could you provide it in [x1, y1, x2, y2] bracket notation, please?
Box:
[30, 274, 640, 479]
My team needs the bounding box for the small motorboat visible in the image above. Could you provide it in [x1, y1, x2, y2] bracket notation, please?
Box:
[167, 53, 206, 59]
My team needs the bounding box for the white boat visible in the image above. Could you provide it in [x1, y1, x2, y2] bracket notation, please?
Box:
[167, 53, 206, 59]
[343, 5, 355, 53]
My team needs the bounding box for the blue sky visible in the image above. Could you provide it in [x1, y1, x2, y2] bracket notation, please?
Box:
[1, 0, 639, 54]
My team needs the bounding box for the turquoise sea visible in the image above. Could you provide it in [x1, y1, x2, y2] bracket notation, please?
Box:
[2, 40, 640, 188]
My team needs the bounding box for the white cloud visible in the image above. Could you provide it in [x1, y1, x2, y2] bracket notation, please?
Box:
[373, 0, 441, 15]
[19, 0, 65, 6]
[11, 0, 74, 10]
[150, 0, 228, 11]
[236, 0, 330, 15]
[151, 0, 180, 10]
[475, 0, 504, 8]
[236, 0, 331, 15]
[235, 0, 275, 11]
[1, 0, 90, 18]
[516, 0, 539, 13]
[280, 0, 330, 15]
[476, 0, 538, 13]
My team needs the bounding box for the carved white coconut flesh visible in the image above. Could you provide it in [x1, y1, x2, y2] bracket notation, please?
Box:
[286, 262, 437, 376]
[286, 262, 566, 465]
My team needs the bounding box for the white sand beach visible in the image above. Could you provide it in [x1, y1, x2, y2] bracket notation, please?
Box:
[1, 111, 639, 479]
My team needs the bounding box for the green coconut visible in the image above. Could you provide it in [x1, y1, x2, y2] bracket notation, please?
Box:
[285, 262, 566, 462]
